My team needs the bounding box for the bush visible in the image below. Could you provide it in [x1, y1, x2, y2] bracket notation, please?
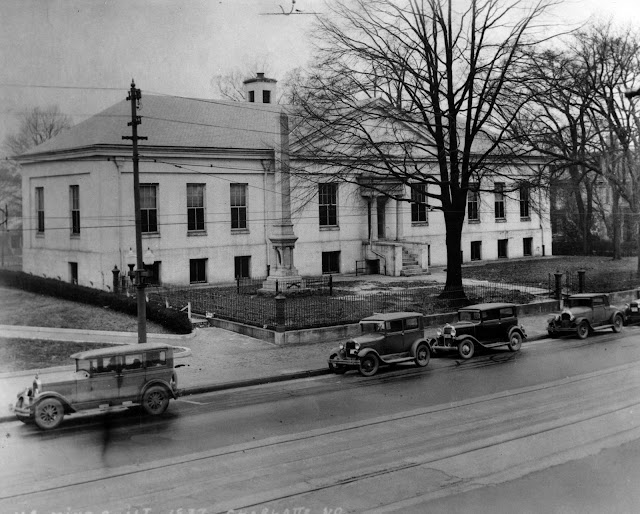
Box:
[0, 270, 192, 334]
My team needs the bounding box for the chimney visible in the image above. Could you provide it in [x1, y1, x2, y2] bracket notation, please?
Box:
[243, 72, 277, 104]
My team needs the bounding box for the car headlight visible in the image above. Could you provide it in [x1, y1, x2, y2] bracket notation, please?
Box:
[339, 343, 344, 350]
[436, 329, 442, 337]
[450, 327, 456, 337]
[354, 342, 360, 350]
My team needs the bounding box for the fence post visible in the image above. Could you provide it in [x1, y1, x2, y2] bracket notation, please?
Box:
[554, 272, 564, 302]
[112, 266, 120, 294]
[329, 275, 333, 296]
[237, 276, 240, 294]
[577, 269, 586, 293]
[275, 294, 286, 333]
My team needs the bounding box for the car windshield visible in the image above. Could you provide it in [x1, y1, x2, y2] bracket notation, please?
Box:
[566, 298, 593, 308]
[361, 322, 384, 333]
[459, 311, 481, 322]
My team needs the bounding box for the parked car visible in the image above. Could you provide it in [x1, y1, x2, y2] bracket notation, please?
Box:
[327, 312, 431, 377]
[12, 342, 179, 430]
[623, 299, 640, 325]
[547, 293, 624, 339]
[429, 303, 526, 360]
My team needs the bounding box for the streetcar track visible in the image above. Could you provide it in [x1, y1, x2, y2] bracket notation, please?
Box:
[3, 360, 640, 505]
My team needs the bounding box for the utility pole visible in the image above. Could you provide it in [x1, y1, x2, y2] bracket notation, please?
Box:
[122, 80, 148, 344]
[0, 203, 7, 268]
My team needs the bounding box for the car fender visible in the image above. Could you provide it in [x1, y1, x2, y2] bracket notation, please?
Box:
[357, 347, 381, 360]
[328, 346, 343, 357]
[455, 334, 480, 346]
[34, 392, 75, 413]
[573, 316, 591, 328]
[411, 339, 429, 356]
[140, 379, 177, 401]
[609, 310, 624, 323]
[508, 326, 527, 340]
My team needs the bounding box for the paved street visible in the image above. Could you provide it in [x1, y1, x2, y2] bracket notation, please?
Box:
[2, 327, 640, 513]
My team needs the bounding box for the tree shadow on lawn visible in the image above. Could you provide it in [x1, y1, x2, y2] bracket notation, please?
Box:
[0, 338, 118, 373]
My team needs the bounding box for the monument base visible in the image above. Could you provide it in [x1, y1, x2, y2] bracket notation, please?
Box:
[258, 274, 307, 296]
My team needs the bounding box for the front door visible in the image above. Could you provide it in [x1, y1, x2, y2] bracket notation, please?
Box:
[377, 197, 386, 239]
[384, 319, 405, 354]
[117, 352, 145, 402]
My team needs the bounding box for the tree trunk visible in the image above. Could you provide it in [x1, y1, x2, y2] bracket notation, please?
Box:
[442, 203, 466, 297]
[612, 187, 621, 260]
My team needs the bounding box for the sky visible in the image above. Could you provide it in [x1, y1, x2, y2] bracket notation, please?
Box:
[0, 0, 639, 153]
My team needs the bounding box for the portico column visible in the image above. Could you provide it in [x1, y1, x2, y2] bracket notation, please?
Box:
[395, 195, 404, 241]
[371, 196, 379, 242]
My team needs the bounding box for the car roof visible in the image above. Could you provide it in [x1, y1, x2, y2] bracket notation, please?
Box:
[361, 312, 423, 322]
[70, 342, 174, 360]
[568, 293, 607, 299]
[459, 303, 516, 311]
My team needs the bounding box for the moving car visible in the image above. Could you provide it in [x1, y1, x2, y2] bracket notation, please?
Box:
[547, 293, 624, 339]
[13, 342, 179, 430]
[429, 303, 526, 359]
[327, 312, 430, 377]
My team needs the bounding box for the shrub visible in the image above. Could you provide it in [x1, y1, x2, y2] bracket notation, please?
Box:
[0, 270, 192, 334]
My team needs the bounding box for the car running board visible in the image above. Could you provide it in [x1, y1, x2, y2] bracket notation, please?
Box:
[379, 353, 415, 364]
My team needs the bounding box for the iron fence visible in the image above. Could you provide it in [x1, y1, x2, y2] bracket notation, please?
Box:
[141, 279, 542, 331]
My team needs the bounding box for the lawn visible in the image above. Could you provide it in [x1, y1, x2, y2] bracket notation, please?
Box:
[461, 255, 640, 289]
[0, 286, 175, 373]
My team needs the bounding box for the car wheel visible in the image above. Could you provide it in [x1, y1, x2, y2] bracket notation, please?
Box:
[328, 353, 347, 374]
[414, 343, 430, 368]
[34, 397, 64, 430]
[142, 385, 170, 416]
[458, 339, 475, 360]
[576, 321, 590, 340]
[612, 314, 623, 333]
[358, 354, 379, 377]
[508, 332, 522, 352]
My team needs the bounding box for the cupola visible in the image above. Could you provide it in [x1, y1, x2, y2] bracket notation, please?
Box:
[243, 72, 277, 104]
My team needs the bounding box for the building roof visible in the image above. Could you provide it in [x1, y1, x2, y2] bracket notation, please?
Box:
[22, 95, 284, 157]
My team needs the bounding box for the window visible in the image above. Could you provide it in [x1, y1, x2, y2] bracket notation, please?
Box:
[187, 184, 205, 231]
[520, 185, 530, 219]
[70, 185, 80, 235]
[494, 183, 505, 220]
[263, 90, 271, 104]
[523, 237, 533, 256]
[467, 183, 479, 221]
[140, 184, 158, 233]
[498, 239, 508, 258]
[230, 184, 247, 229]
[470, 241, 482, 261]
[248, 91, 255, 103]
[411, 184, 428, 223]
[234, 256, 251, 278]
[405, 317, 419, 330]
[322, 251, 340, 273]
[123, 354, 143, 370]
[35, 187, 44, 233]
[69, 262, 78, 284]
[387, 320, 404, 333]
[499, 307, 515, 319]
[190, 258, 207, 283]
[319, 183, 338, 226]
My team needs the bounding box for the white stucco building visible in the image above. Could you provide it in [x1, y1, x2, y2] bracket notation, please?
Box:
[18, 75, 551, 289]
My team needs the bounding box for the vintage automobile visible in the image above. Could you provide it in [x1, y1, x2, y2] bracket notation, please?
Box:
[547, 293, 624, 339]
[623, 299, 640, 326]
[429, 303, 526, 360]
[327, 312, 431, 377]
[12, 342, 179, 430]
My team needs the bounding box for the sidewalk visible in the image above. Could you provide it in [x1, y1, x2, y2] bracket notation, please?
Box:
[0, 311, 553, 424]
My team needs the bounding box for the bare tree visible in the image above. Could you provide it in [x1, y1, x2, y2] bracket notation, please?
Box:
[4, 105, 71, 157]
[291, 0, 560, 292]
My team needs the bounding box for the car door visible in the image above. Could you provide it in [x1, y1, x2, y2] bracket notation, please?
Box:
[480, 309, 501, 342]
[403, 317, 421, 352]
[498, 307, 517, 341]
[592, 297, 606, 326]
[117, 352, 145, 402]
[76, 356, 119, 406]
[384, 319, 405, 354]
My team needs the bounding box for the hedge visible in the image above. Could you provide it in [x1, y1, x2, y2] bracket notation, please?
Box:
[0, 270, 192, 334]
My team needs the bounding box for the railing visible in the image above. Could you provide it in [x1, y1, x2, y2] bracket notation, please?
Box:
[143, 279, 542, 331]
